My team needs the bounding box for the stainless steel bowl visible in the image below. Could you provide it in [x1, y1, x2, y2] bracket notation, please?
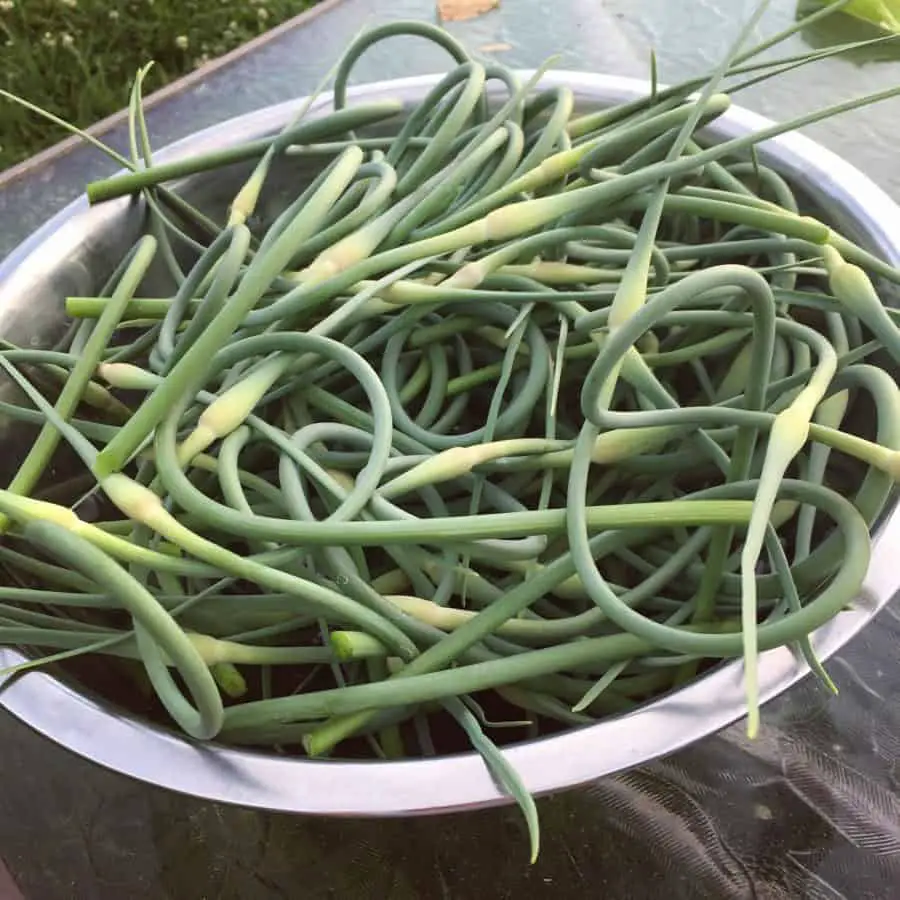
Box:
[1, 72, 899, 817]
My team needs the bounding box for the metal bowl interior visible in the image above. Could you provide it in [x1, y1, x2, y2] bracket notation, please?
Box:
[1, 72, 899, 817]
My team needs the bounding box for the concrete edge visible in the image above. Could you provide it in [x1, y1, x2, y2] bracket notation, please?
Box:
[0, 0, 347, 189]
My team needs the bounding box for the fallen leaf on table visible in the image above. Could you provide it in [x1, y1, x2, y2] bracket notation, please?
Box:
[438, 0, 500, 23]
[808, 0, 900, 31]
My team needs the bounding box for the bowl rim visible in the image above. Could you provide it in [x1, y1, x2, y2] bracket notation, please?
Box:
[2, 70, 900, 817]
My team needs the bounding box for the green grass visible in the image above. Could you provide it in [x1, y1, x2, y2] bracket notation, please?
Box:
[0, 0, 315, 172]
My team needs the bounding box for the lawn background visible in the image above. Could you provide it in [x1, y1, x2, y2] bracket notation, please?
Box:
[0, 0, 314, 171]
